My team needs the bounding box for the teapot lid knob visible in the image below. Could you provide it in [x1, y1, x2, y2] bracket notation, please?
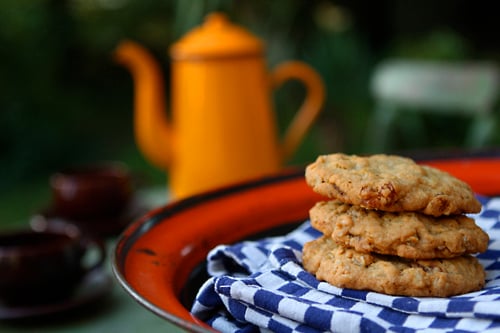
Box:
[170, 12, 263, 60]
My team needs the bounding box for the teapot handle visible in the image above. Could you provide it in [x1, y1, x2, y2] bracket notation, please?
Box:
[271, 61, 325, 162]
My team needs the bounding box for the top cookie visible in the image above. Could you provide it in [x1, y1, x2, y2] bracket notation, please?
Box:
[305, 153, 481, 216]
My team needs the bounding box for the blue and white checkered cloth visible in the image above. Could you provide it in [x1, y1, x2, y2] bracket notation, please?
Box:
[191, 196, 500, 332]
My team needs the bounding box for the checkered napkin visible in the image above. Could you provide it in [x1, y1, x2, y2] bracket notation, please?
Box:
[191, 196, 500, 332]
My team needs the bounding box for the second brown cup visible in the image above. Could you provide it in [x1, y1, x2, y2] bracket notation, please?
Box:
[50, 162, 132, 220]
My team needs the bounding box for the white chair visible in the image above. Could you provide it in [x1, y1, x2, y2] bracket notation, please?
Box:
[366, 59, 499, 152]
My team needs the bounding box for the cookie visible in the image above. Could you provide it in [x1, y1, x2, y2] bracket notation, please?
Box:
[310, 201, 489, 259]
[302, 236, 486, 297]
[305, 153, 481, 216]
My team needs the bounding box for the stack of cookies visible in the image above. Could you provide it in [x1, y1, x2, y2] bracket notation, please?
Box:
[302, 153, 489, 297]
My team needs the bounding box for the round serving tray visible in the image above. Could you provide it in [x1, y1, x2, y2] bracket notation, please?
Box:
[113, 157, 500, 332]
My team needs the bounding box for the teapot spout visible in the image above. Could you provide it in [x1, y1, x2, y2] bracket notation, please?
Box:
[114, 40, 172, 170]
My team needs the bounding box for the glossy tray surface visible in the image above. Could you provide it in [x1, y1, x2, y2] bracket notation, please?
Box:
[113, 157, 500, 332]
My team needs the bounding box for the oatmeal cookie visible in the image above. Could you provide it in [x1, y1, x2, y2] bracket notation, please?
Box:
[305, 154, 481, 216]
[310, 201, 489, 259]
[302, 236, 486, 297]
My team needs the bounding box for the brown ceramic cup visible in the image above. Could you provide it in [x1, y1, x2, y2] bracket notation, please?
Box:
[0, 225, 105, 306]
[50, 162, 132, 220]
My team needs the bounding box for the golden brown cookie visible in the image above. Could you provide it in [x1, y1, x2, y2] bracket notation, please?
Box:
[310, 201, 489, 259]
[305, 153, 481, 216]
[302, 236, 486, 297]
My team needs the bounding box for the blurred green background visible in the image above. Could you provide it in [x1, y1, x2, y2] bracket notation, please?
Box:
[1, 0, 499, 226]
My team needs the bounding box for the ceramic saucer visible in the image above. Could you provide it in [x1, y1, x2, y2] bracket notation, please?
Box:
[0, 267, 112, 320]
[33, 196, 149, 238]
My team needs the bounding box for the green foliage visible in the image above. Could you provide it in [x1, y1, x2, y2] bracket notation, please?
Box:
[0, 0, 498, 195]
[390, 29, 472, 61]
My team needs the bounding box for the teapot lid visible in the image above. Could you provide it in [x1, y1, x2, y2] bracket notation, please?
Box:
[170, 12, 263, 60]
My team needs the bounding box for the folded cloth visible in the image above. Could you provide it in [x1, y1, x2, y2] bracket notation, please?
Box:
[191, 196, 500, 333]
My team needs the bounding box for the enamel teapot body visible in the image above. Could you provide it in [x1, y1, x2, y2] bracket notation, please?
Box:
[115, 13, 325, 198]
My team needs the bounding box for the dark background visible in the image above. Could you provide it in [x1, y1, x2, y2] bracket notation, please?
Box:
[1, 0, 498, 224]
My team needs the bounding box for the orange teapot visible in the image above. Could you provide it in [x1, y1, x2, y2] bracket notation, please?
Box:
[115, 13, 325, 198]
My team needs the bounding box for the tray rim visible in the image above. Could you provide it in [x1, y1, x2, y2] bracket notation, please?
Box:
[113, 169, 315, 332]
[113, 155, 500, 332]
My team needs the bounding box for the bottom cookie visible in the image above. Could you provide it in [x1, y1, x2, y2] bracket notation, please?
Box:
[302, 236, 485, 297]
